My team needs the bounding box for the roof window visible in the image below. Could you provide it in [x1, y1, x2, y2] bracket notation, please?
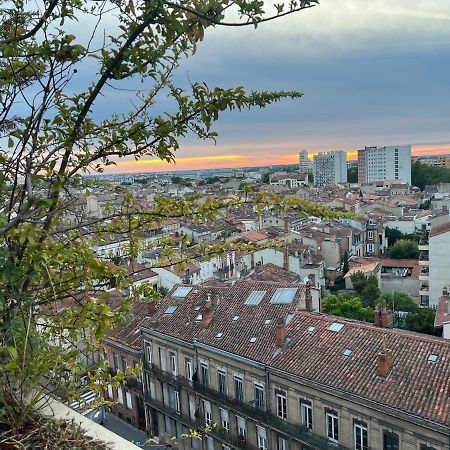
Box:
[232, 315, 240, 321]
[270, 288, 298, 305]
[307, 326, 316, 333]
[328, 322, 344, 333]
[249, 337, 257, 343]
[172, 286, 193, 298]
[215, 332, 224, 339]
[343, 349, 352, 357]
[194, 314, 202, 321]
[244, 290, 266, 306]
[264, 319, 272, 325]
[164, 306, 177, 314]
[428, 354, 438, 363]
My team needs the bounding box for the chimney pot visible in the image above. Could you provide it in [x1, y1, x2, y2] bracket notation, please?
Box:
[202, 308, 213, 328]
[275, 318, 286, 346]
[206, 293, 212, 309]
[374, 302, 393, 328]
[145, 301, 156, 316]
[377, 348, 394, 377]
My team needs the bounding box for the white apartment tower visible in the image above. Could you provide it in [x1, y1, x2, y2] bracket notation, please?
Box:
[298, 149, 311, 173]
[358, 145, 411, 185]
[313, 150, 347, 187]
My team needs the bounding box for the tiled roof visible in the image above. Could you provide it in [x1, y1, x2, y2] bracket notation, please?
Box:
[430, 221, 450, 238]
[138, 282, 450, 427]
[380, 259, 420, 279]
[244, 264, 300, 283]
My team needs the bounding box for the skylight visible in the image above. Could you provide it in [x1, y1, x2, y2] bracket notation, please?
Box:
[270, 288, 298, 305]
[428, 354, 438, 363]
[249, 337, 257, 343]
[232, 315, 240, 321]
[193, 305, 201, 311]
[285, 313, 294, 324]
[194, 314, 202, 321]
[172, 286, 193, 298]
[264, 319, 272, 325]
[343, 349, 352, 357]
[307, 326, 316, 333]
[215, 332, 224, 339]
[244, 290, 266, 306]
[164, 306, 177, 314]
[328, 322, 344, 333]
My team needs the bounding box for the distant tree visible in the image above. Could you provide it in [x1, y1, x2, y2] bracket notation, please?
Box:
[379, 292, 419, 313]
[347, 167, 358, 183]
[388, 239, 419, 259]
[322, 294, 373, 322]
[385, 227, 419, 247]
[171, 176, 192, 187]
[262, 172, 271, 184]
[405, 308, 440, 336]
[307, 172, 314, 184]
[420, 199, 431, 209]
[411, 161, 450, 190]
[342, 251, 350, 275]
[350, 272, 381, 308]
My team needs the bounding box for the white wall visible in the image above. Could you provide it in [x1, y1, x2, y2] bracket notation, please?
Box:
[429, 230, 450, 306]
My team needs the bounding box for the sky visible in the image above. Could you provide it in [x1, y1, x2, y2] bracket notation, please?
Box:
[87, 1, 450, 173]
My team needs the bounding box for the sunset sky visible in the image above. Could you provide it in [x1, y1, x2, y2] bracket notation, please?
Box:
[91, 1, 450, 174]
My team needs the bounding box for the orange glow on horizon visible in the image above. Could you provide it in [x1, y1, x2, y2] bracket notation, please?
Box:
[103, 142, 450, 174]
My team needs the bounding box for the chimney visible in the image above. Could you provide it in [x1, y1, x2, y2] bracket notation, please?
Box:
[308, 273, 316, 287]
[283, 246, 289, 271]
[373, 302, 393, 328]
[275, 318, 286, 346]
[443, 286, 449, 296]
[145, 301, 156, 316]
[206, 293, 212, 309]
[202, 308, 213, 328]
[377, 347, 394, 377]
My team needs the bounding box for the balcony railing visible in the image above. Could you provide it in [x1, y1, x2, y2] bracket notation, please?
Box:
[146, 365, 352, 450]
[109, 367, 143, 392]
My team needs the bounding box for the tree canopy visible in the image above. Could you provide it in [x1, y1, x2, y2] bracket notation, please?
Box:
[387, 239, 420, 259]
[411, 161, 450, 190]
[0, 0, 331, 428]
[350, 272, 381, 308]
[322, 293, 373, 322]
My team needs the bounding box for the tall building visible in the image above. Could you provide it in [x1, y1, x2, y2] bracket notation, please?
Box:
[298, 150, 311, 173]
[313, 150, 347, 187]
[357, 145, 411, 185]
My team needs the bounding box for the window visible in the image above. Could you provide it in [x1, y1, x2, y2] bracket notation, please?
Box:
[188, 394, 196, 421]
[117, 388, 124, 404]
[159, 348, 166, 371]
[205, 435, 214, 450]
[186, 359, 193, 381]
[254, 383, 265, 411]
[107, 384, 113, 399]
[191, 437, 200, 450]
[236, 416, 246, 437]
[220, 408, 230, 432]
[218, 368, 227, 395]
[234, 374, 244, 403]
[300, 400, 313, 430]
[175, 390, 180, 414]
[383, 431, 399, 450]
[420, 445, 437, 450]
[200, 362, 209, 388]
[113, 352, 119, 372]
[354, 420, 368, 450]
[276, 390, 287, 420]
[144, 341, 152, 364]
[256, 426, 267, 450]
[203, 400, 212, 425]
[121, 355, 127, 371]
[368, 230, 374, 240]
[169, 352, 177, 376]
[149, 380, 156, 399]
[277, 436, 287, 450]
[326, 410, 339, 442]
[126, 391, 133, 410]
[164, 415, 172, 434]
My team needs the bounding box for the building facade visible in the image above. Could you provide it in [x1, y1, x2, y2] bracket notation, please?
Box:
[298, 150, 311, 173]
[139, 283, 450, 450]
[313, 151, 347, 187]
[357, 146, 411, 185]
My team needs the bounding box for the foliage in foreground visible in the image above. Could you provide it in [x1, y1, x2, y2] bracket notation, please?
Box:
[0, 0, 330, 429]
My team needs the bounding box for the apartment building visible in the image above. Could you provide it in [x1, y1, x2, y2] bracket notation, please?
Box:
[313, 151, 347, 187]
[358, 146, 411, 185]
[420, 221, 450, 307]
[139, 283, 450, 450]
[298, 150, 312, 173]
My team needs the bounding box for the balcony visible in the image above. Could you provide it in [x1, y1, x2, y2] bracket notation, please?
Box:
[418, 243, 429, 251]
[419, 269, 429, 282]
[419, 252, 429, 266]
[145, 365, 352, 450]
[109, 368, 143, 392]
[419, 284, 429, 297]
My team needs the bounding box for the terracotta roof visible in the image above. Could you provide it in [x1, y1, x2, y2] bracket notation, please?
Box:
[244, 264, 300, 283]
[139, 282, 450, 427]
[380, 259, 420, 279]
[430, 221, 450, 238]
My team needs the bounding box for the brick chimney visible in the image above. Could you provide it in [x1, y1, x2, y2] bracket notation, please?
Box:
[374, 302, 393, 328]
[206, 293, 212, 309]
[275, 318, 286, 346]
[283, 246, 289, 271]
[377, 348, 394, 377]
[202, 307, 213, 328]
[145, 301, 156, 316]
